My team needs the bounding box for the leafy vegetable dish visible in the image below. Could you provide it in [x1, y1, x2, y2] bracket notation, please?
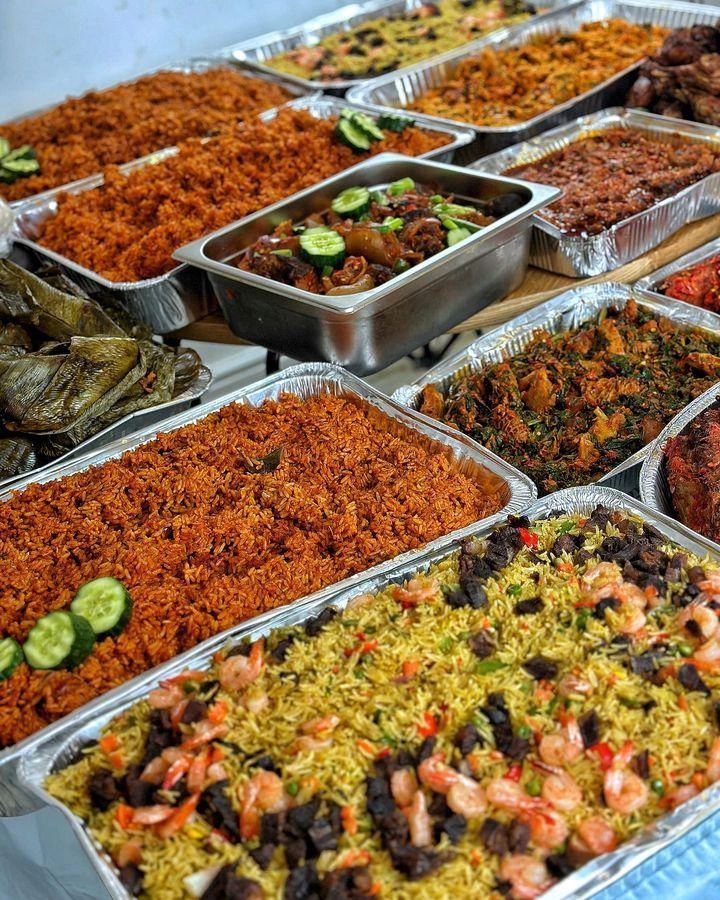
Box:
[419, 299, 720, 494]
[236, 167, 525, 297]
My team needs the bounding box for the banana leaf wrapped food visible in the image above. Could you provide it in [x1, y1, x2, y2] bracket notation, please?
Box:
[0, 259, 202, 480]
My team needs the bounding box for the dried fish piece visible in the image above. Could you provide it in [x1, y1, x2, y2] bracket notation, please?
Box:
[0, 436, 36, 479]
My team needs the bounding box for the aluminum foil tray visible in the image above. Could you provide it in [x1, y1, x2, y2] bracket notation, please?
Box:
[174, 152, 559, 375]
[6, 485, 720, 900]
[634, 235, 720, 310]
[392, 281, 720, 495]
[220, 0, 536, 96]
[10, 96, 471, 334]
[474, 107, 720, 277]
[3, 57, 313, 210]
[0, 360, 534, 776]
[640, 384, 720, 555]
[346, 0, 720, 162]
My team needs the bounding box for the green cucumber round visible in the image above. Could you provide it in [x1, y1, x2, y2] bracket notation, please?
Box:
[23, 611, 96, 670]
[71, 577, 132, 637]
[299, 230, 346, 269]
[0, 638, 23, 681]
[331, 186, 370, 219]
[335, 118, 371, 153]
[377, 113, 415, 132]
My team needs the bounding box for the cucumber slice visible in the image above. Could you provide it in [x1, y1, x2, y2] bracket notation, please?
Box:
[3, 144, 36, 162]
[377, 113, 415, 132]
[23, 611, 96, 670]
[0, 638, 23, 681]
[335, 118, 371, 153]
[447, 227, 472, 247]
[387, 177, 415, 197]
[331, 186, 371, 219]
[2, 158, 39, 175]
[71, 577, 133, 637]
[299, 230, 346, 269]
[0, 138, 10, 159]
[348, 112, 384, 142]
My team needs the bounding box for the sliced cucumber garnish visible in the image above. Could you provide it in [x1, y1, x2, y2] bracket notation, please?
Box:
[348, 112, 384, 142]
[331, 186, 371, 219]
[71, 577, 133, 638]
[377, 113, 415, 132]
[23, 611, 96, 670]
[299, 230, 346, 269]
[336, 118, 371, 153]
[0, 638, 23, 681]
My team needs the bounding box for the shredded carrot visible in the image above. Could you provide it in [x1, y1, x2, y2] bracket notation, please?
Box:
[678, 695, 689, 712]
[341, 805, 358, 836]
[115, 804, 134, 830]
[402, 660, 420, 678]
[99, 734, 120, 754]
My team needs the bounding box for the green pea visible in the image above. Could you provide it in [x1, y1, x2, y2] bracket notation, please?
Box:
[650, 779, 665, 797]
[526, 777, 542, 797]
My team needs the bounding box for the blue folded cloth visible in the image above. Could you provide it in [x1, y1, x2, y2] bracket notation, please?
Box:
[595, 810, 720, 900]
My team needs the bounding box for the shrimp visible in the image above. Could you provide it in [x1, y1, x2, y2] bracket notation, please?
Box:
[613, 603, 647, 635]
[408, 789, 432, 847]
[391, 768, 418, 809]
[692, 633, 720, 669]
[116, 837, 142, 868]
[568, 816, 617, 864]
[447, 777, 487, 819]
[392, 576, 439, 608]
[131, 804, 176, 826]
[292, 735, 333, 754]
[240, 771, 290, 840]
[523, 808, 569, 850]
[603, 743, 648, 815]
[678, 601, 719, 642]
[485, 779, 545, 813]
[417, 753, 459, 794]
[345, 592, 374, 611]
[707, 736, 720, 784]
[557, 673, 594, 698]
[218, 639, 264, 692]
[148, 683, 184, 710]
[663, 783, 699, 809]
[538, 717, 583, 766]
[541, 771, 583, 812]
[244, 691, 269, 715]
[301, 714, 340, 735]
[499, 855, 553, 900]
[698, 574, 720, 594]
[581, 562, 621, 594]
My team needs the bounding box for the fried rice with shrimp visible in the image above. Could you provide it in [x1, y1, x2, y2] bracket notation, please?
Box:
[46, 506, 720, 899]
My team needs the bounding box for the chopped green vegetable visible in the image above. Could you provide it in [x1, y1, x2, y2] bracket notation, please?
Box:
[70, 577, 132, 637]
[677, 642, 694, 658]
[517, 724, 532, 739]
[23, 611, 95, 670]
[475, 659, 508, 675]
[439, 636, 453, 654]
[506, 584, 522, 596]
[575, 608, 591, 632]
[650, 779, 665, 797]
[0, 637, 23, 681]
[0, 141, 39, 183]
[287, 780, 300, 797]
[392, 259, 410, 275]
[433, 201, 477, 219]
[331, 186, 371, 219]
[557, 520, 576, 534]
[526, 776, 541, 797]
[388, 177, 415, 196]
[270, 248, 293, 258]
[373, 216, 404, 233]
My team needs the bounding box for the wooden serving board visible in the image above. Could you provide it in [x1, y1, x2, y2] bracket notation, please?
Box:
[169, 213, 720, 345]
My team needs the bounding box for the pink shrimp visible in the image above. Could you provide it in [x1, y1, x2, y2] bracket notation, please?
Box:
[131, 804, 176, 826]
[538, 717, 583, 766]
[485, 779, 545, 813]
[417, 753, 459, 794]
[707, 736, 720, 784]
[568, 816, 617, 865]
[678, 601, 719, 642]
[407, 789, 432, 847]
[603, 742, 648, 814]
[390, 768, 418, 809]
[393, 576, 439, 607]
[244, 691, 269, 715]
[523, 807, 569, 850]
[499, 855, 554, 900]
[292, 735, 334, 754]
[148, 683, 184, 710]
[557, 672, 594, 698]
[301, 714, 340, 735]
[581, 562, 621, 598]
[218, 639, 264, 692]
[541, 770, 583, 812]
[663, 783, 700, 809]
[240, 771, 290, 840]
[692, 633, 720, 669]
[613, 603, 647, 635]
[698, 574, 720, 594]
[345, 592, 374, 611]
[446, 776, 487, 819]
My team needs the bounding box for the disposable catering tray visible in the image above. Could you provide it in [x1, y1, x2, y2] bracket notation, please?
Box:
[3, 56, 314, 210]
[473, 108, 720, 277]
[219, 0, 537, 96]
[640, 384, 720, 556]
[634, 235, 720, 309]
[392, 281, 720, 496]
[174, 152, 560, 376]
[10, 96, 473, 334]
[0, 360, 535, 778]
[345, 0, 720, 162]
[5, 485, 720, 900]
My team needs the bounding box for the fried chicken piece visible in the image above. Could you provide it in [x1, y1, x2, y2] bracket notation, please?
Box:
[591, 409, 626, 445]
[581, 377, 641, 407]
[491, 405, 530, 444]
[488, 362, 522, 406]
[681, 352, 720, 376]
[518, 368, 556, 414]
[576, 433, 601, 469]
[566, 327, 595, 355]
[597, 318, 625, 354]
[419, 384, 446, 421]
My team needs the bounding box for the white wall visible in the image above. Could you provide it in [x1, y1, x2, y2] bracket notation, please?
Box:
[0, 0, 344, 120]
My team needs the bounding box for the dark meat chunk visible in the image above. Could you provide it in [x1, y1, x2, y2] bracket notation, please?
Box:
[365, 776, 395, 820]
[388, 843, 448, 880]
[88, 769, 120, 812]
[634, 549, 669, 573]
[488, 192, 527, 219]
[270, 636, 295, 663]
[454, 723, 482, 755]
[288, 798, 321, 834]
[484, 525, 524, 571]
[546, 853, 577, 878]
[550, 533, 584, 556]
[482, 693, 529, 760]
[201, 866, 263, 900]
[678, 662, 711, 695]
[689, 566, 706, 584]
[285, 838, 308, 869]
[514, 597, 543, 615]
[307, 817, 338, 854]
[376, 809, 409, 849]
[253, 755, 281, 774]
[578, 710, 601, 749]
[304, 607, 338, 638]
[123, 763, 153, 808]
[714, 700, 720, 729]
[142, 709, 175, 764]
[508, 820, 530, 854]
[434, 813, 467, 845]
[416, 736, 437, 763]
[461, 578, 488, 609]
[522, 656, 558, 680]
[584, 505, 613, 531]
[428, 793, 451, 819]
[198, 781, 241, 842]
[248, 843, 275, 870]
[260, 812, 284, 846]
[119, 864, 143, 896]
[321, 866, 374, 900]
[181, 698, 208, 724]
[328, 801, 343, 837]
[594, 597, 620, 619]
[402, 217, 445, 256]
[283, 863, 321, 900]
[632, 749, 650, 779]
[480, 818, 509, 856]
[468, 630, 495, 659]
[629, 650, 666, 683]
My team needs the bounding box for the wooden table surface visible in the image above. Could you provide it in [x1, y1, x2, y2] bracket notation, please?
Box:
[169, 213, 720, 346]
